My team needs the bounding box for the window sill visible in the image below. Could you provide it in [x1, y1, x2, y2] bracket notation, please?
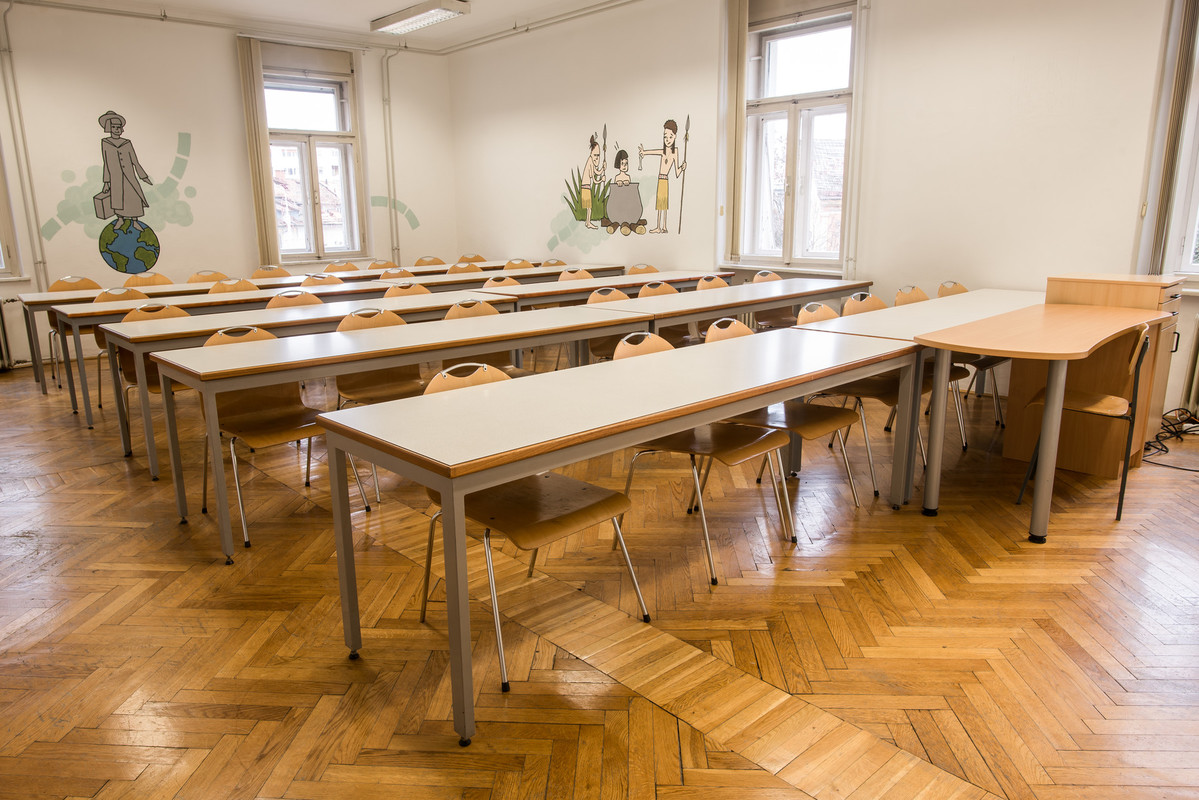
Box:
[719, 261, 843, 279]
[0, 275, 33, 284]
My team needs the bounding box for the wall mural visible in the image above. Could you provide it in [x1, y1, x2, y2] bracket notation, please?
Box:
[550, 115, 689, 252]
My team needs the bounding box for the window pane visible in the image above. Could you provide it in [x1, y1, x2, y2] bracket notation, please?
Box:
[796, 110, 846, 259]
[764, 25, 851, 98]
[265, 83, 342, 131]
[1191, 222, 1199, 270]
[271, 142, 313, 254]
[316, 143, 358, 253]
[744, 115, 788, 255]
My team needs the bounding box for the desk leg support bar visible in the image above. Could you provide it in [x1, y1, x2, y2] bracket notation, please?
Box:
[161, 374, 189, 524]
[1029, 360, 1067, 544]
[440, 488, 477, 746]
[923, 349, 951, 516]
[329, 445, 362, 659]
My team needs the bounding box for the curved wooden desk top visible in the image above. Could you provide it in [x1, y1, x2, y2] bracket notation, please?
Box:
[913, 303, 1170, 360]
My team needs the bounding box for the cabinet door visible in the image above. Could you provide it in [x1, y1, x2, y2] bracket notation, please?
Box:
[1146, 319, 1178, 441]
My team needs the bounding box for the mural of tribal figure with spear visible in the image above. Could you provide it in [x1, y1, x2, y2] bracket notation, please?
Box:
[638, 116, 688, 234]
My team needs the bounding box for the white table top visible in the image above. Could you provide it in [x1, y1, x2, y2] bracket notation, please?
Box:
[318, 328, 918, 478]
[798, 289, 1046, 342]
[99, 290, 508, 344]
[595, 278, 871, 319]
[152, 305, 653, 381]
[479, 270, 733, 301]
[377, 264, 624, 290]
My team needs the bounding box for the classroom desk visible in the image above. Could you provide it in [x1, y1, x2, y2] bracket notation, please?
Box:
[153, 305, 657, 561]
[915, 303, 1169, 543]
[482, 270, 735, 310]
[375, 264, 624, 293]
[101, 290, 514, 479]
[315, 327, 921, 744]
[50, 281, 396, 429]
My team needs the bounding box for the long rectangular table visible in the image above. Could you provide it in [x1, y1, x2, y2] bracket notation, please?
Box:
[914, 303, 1169, 542]
[152, 305, 658, 560]
[482, 270, 735, 310]
[101, 290, 515, 479]
[315, 327, 921, 744]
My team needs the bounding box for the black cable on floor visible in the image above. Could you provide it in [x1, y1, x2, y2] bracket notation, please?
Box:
[1143, 408, 1199, 471]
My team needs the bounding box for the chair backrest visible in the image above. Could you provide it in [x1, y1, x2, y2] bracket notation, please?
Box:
[458, 253, 487, 263]
[384, 282, 432, 297]
[541, 258, 566, 267]
[123, 272, 173, 287]
[187, 270, 227, 283]
[937, 280, 968, 297]
[614, 331, 675, 360]
[628, 263, 658, 275]
[697, 275, 729, 291]
[49, 275, 102, 292]
[587, 287, 630, 304]
[444, 299, 499, 320]
[301, 274, 343, 286]
[447, 262, 483, 274]
[414, 256, 445, 266]
[204, 325, 277, 347]
[424, 362, 512, 395]
[116, 304, 190, 384]
[368, 260, 399, 270]
[208, 278, 257, 294]
[251, 266, 290, 279]
[751, 270, 781, 284]
[558, 267, 593, 281]
[796, 302, 839, 325]
[265, 289, 322, 309]
[122, 302, 189, 323]
[324, 261, 357, 272]
[96, 287, 148, 303]
[638, 281, 677, 298]
[894, 285, 929, 306]
[1125, 324, 1151, 375]
[705, 318, 754, 342]
[503, 259, 534, 271]
[380, 267, 415, 280]
[843, 292, 886, 316]
[483, 275, 520, 288]
[202, 327, 296, 417]
[337, 307, 405, 332]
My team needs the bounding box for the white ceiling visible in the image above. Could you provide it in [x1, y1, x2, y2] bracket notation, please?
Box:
[52, 0, 633, 52]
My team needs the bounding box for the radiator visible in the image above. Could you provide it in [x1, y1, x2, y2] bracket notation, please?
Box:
[1186, 314, 1199, 413]
[0, 298, 11, 371]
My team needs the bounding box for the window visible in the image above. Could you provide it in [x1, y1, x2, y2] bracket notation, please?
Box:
[732, 6, 855, 268]
[239, 40, 366, 264]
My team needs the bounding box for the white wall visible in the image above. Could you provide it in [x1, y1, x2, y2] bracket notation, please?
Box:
[446, 0, 723, 269]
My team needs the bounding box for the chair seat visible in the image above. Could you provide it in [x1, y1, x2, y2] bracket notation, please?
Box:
[1027, 387, 1130, 418]
[220, 404, 324, 449]
[835, 363, 970, 406]
[336, 373, 425, 405]
[728, 401, 859, 440]
[427, 473, 631, 551]
[754, 307, 795, 329]
[640, 423, 789, 466]
[951, 351, 1008, 370]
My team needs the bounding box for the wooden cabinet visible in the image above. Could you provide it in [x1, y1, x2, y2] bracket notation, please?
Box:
[1003, 273, 1182, 478]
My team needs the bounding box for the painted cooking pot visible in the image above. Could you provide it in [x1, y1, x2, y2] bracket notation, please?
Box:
[606, 182, 643, 225]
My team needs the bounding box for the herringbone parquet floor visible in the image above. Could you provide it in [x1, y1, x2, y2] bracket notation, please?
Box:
[2, 355, 1198, 799]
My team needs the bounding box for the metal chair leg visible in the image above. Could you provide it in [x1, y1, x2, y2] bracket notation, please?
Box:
[372, 464, 381, 505]
[884, 405, 897, 432]
[346, 453, 371, 512]
[611, 518, 650, 622]
[616, 449, 654, 548]
[419, 511, 441, 622]
[768, 449, 796, 543]
[764, 447, 789, 543]
[228, 436, 251, 547]
[96, 353, 105, 409]
[481, 529, 511, 692]
[1017, 436, 1040, 506]
[1116, 416, 1134, 521]
[989, 368, 1005, 427]
[855, 399, 879, 497]
[690, 455, 713, 513]
[690, 454, 718, 585]
[755, 453, 769, 484]
[305, 438, 313, 487]
[952, 380, 968, 451]
[526, 547, 538, 578]
[836, 429, 860, 508]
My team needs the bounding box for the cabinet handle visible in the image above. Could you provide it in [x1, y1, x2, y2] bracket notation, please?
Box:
[1173, 330, 1181, 354]
[1170, 293, 1182, 300]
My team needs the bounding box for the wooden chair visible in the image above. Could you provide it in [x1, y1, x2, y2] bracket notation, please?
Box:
[558, 267, 593, 281]
[712, 319, 863, 507]
[123, 272, 173, 287]
[614, 332, 795, 582]
[504, 259, 534, 271]
[368, 260, 399, 270]
[414, 256, 444, 266]
[301, 274, 342, 286]
[251, 266, 290, 279]
[541, 258, 566, 267]
[1017, 324, 1150, 521]
[90, 287, 148, 408]
[384, 282, 432, 297]
[380, 267, 415, 280]
[187, 270, 227, 283]
[110, 303, 193, 427]
[447, 262, 483, 274]
[937, 280, 1008, 427]
[324, 261, 357, 272]
[335, 309, 425, 406]
[894, 285, 930, 306]
[749, 270, 796, 329]
[628, 264, 658, 275]
[937, 280, 968, 298]
[586, 287, 631, 361]
[208, 278, 256, 294]
[795, 302, 838, 324]
[637, 281, 689, 347]
[483, 275, 520, 288]
[418, 362, 650, 691]
[45, 276, 102, 388]
[842, 291, 886, 315]
[692, 275, 730, 338]
[442, 301, 532, 378]
[458, 253, 486, 263]
[199, 326, 367, 546]
[265, 290, 322, 309]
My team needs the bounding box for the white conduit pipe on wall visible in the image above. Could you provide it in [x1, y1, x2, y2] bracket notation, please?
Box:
[382, 47, 401, 266]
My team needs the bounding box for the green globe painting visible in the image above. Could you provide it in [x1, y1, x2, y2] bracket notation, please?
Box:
[98, 218, 160, 274]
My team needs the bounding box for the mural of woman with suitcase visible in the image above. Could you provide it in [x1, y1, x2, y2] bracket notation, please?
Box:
[97, 110, 153, 231]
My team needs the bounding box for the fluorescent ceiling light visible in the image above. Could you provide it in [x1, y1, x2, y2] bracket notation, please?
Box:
[371, 0, 470, 35]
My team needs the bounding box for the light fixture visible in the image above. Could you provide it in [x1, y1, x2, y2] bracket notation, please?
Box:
[371, 0, 470, 35]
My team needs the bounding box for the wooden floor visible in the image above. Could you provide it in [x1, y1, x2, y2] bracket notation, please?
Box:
[2, 356, 1199, 799]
